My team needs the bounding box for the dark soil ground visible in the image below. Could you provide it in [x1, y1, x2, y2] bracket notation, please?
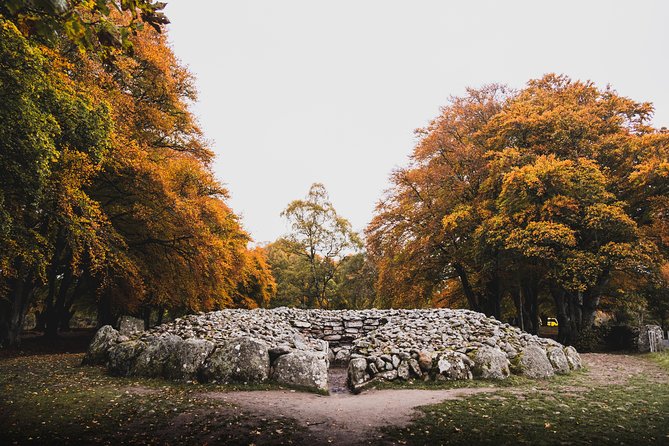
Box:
[0, 329, 95, 359]
[1, 331, 667, 445]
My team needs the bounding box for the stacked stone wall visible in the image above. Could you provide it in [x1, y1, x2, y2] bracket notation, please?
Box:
[280, 309, 389, 363]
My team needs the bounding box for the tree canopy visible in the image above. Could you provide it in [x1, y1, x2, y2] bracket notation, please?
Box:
[0, 6, 274, 346]
[367, 74, 669, 344]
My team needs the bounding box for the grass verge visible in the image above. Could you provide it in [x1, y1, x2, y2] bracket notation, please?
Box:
[646, 350, 669, 371]
[0, 353, 303, 445]
[379, 360, 668, 445]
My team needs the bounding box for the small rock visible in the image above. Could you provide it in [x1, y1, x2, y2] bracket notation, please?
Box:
[118, 315, 145, 336]
[376, 370, 398, 381]
[417, 350, 433, 371]
[408, 358, 422, 377]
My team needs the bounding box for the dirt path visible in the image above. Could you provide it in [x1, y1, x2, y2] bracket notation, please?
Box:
[203, 386, 496, 445]
[199, 353, 669, 446]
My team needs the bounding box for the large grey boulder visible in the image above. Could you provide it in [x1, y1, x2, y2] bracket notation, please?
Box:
[108, 340, 146, 376]
[132, 334, 184, 377]
[546, 347, 570, 375]
[518, 345, 554, 379]
[83, 325, 120, 365]
[408, 358, 422, 378]
[564, 346, 582, 370]
[397, 360, 411, 380]
[271, 350, 328, 392]
[470, 346, 510, 379]
[118, 316, 145, 336]
[165, 338, 215, 380]
[435, 351, 473, 380]
[348, 357, 368, 387]
[200, 337, 270, 383]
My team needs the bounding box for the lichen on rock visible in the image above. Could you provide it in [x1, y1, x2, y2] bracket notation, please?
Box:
[200, 337, 270, 383]
[272, 350, 329, 392]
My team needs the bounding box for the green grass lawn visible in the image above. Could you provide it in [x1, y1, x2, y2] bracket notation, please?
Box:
[380, 352, 669, 446]
[648, 350, 669, 371]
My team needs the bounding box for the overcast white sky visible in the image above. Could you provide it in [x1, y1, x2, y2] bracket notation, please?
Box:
[164, 0, 669, 244]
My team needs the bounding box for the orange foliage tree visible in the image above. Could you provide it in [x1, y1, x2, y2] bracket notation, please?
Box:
[367, 75, 669, 344]
[0, 7, 274, 345]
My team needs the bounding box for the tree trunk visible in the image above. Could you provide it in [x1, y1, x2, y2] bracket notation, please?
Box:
[35, 310, 47, 332]
[509, 287, 524, 330]
[45, 263, 74, 338]
[552, 286, 571, 344]
[42, 232, 66, 335]
[551, 286, 583, 345]
[454, 263, 480, 312]
[60, 310, 74, 331]
[59, 276, 85, 332]
[1, 272, 36, 347]
[97, 292, 115, 327]
[142, 306, 151, 329]
[0, 299, 12, 347]
[582, 292, 600, 329]
[521, 281, 539, 334]
[479, 275, 503, 319]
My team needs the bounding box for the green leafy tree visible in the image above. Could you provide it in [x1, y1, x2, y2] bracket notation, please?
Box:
[265, 238, 314, 308]
[280, 183, 362, 308]
[332, 252, 378, 309]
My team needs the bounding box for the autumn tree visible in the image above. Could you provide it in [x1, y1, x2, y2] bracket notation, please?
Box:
[367, 85, 509, 311]
[0, 6, 275, 345]
[66, 21, 276, 326]
[494, 155, 655, 342]
[0, 17, 129, 343]
[1, 0, 168, 53]
[368, 74, 668, 344]
[278, 183, 362, 308]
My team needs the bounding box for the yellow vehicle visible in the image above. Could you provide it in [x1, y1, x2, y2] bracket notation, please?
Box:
[546, 317, 558, 327]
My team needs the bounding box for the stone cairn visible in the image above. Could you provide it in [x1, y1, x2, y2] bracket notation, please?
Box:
[84, 308, 582, 393]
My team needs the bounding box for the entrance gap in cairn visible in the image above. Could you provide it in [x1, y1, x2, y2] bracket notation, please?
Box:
[288, 311, 390, 394]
